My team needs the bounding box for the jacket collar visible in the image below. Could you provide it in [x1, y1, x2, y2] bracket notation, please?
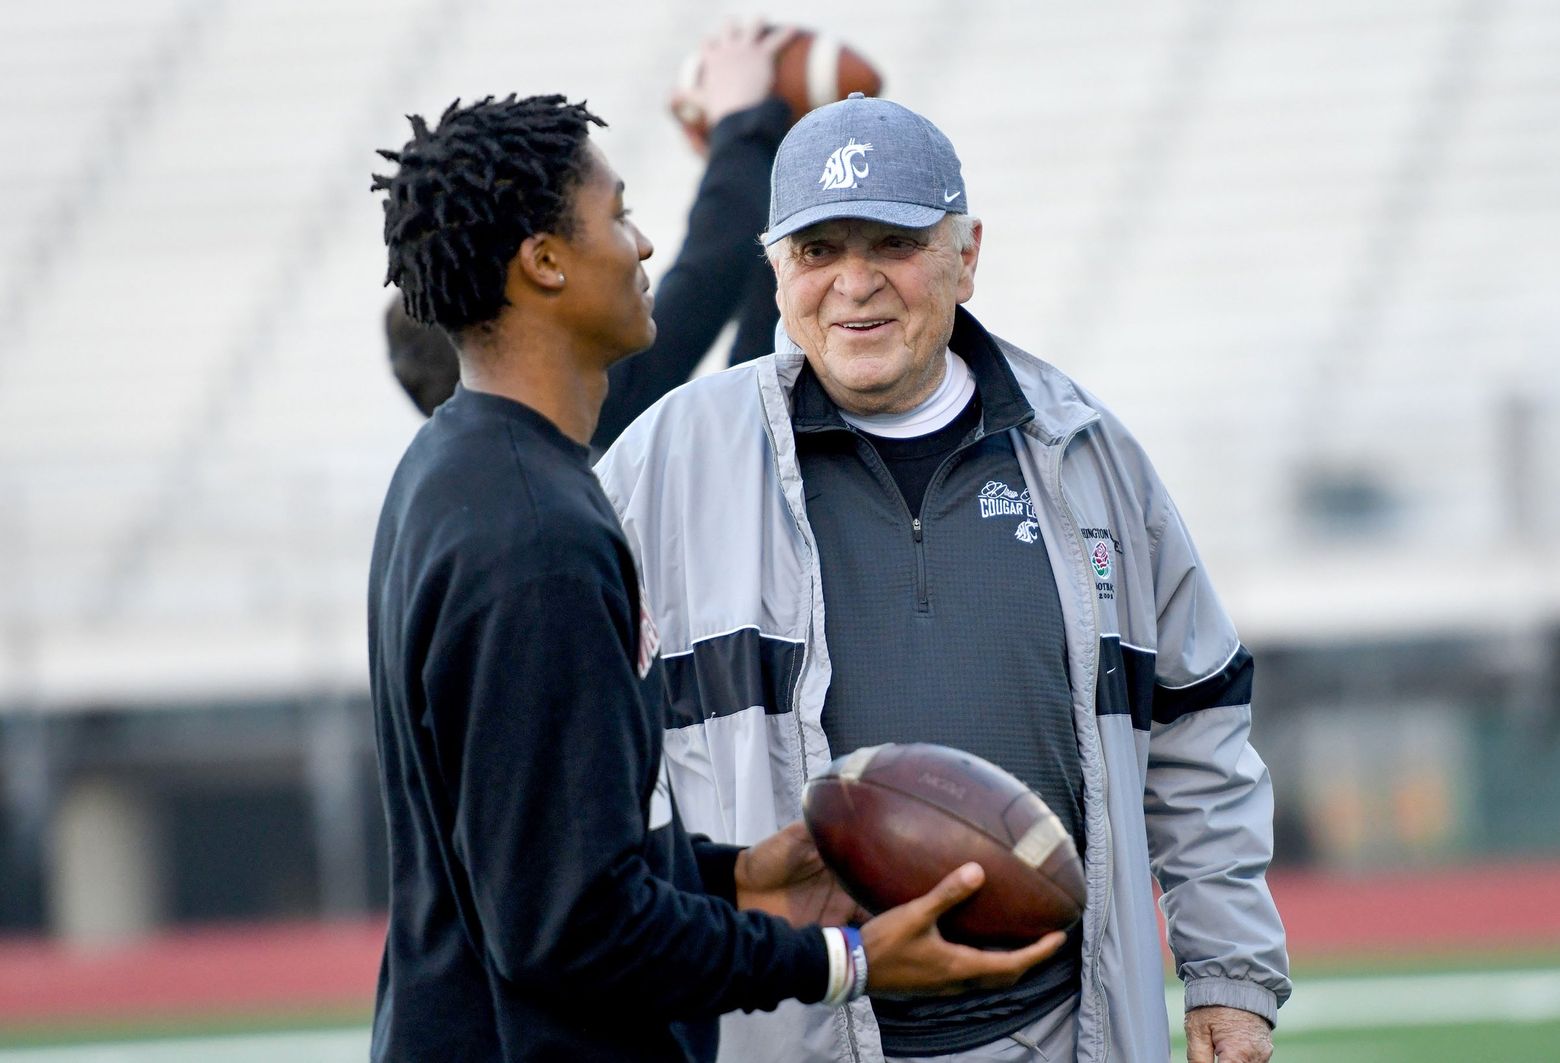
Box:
[788, 306, 1035, 437]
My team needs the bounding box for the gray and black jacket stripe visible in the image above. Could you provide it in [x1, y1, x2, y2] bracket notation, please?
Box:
[596, 308, 1291, 1063]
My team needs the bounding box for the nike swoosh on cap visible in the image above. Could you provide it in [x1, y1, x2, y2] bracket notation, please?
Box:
[943, 189, 962, 202]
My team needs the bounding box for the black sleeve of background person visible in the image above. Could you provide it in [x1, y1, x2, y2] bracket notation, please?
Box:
[593, 98, 790, 449]
[429, 565, 827, 1017]
[728, 256, 781, 365]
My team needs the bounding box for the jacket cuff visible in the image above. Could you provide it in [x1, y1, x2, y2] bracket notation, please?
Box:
[707, 97, 792, 151]
[691, 839, 744, 907]
[1183, 978, 1279, 1027]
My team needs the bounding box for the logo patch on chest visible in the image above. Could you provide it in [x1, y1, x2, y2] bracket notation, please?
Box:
[1090, 540, 1112, 579]
[1079, 526, 1122, 600]
[978, 480, 1039, 543]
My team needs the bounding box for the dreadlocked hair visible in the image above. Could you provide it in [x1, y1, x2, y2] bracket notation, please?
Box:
[371, 95, 605, 332]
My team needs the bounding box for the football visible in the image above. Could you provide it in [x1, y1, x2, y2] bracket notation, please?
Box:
[673, 28, 885, 142]
[803, 743, 1086, 948]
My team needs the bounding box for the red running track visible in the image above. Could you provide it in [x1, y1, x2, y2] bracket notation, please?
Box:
[3, 861, 1559, 1027]
[1263, 859, 1560, 957]
[0, 919, 386, 1028]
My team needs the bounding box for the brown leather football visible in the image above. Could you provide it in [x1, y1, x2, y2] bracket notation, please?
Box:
[673, 28, 885, 141]
[803, 743, 1086, 948]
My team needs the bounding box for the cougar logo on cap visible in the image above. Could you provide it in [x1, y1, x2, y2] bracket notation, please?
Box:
[819, 138, 873, 190]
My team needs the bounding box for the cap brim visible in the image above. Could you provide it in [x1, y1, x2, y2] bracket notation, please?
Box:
[763, 200, 948, 246]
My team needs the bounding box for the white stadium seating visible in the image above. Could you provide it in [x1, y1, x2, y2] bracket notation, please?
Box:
[0, 0, 1556, 708]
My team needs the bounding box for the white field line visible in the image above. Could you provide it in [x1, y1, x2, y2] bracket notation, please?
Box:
[0, 1027, 367, 1063]
[3, 970, 1559, 1060]
[1168, 968, 1560, 1032]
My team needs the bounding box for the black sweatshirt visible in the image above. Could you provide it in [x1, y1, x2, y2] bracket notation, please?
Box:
[368, 387, 828, 1062]
[593, 98, 789, 449]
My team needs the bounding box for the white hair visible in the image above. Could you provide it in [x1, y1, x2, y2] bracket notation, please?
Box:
[946, 212, 979, 251]
[763, 212, 979, 268]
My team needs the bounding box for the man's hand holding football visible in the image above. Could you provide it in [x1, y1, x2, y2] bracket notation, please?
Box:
[735, 820, 868, 927]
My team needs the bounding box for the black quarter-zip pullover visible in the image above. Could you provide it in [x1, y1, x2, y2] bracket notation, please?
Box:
[793, 309, 1085, 1056]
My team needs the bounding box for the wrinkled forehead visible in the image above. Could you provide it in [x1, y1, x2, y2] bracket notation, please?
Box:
[787, 216, 944, 245]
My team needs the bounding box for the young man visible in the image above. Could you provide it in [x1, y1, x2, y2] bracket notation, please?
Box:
[367, 95, 1063, 1063]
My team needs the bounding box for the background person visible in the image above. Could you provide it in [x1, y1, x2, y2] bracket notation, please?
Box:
[383, 298, 458, 418]
[597, 94, 1290, 1063]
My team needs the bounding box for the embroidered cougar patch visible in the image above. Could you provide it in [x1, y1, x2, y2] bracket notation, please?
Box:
[978, 481, 1039, 544]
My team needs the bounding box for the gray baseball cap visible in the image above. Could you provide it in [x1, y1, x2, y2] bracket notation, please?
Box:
[764, 93, 967, 247]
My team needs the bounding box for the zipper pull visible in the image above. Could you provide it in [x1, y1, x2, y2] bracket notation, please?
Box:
[911, 517, 923, 542]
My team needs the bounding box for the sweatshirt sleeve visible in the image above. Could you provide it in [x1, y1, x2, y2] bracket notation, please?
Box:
[592, 98, 789, 448]
[423, 566, 828, 1017]
[691, 838, 744, 908]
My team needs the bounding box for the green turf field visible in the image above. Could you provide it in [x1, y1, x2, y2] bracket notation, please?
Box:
[1171, 958, 1560, 1062]
[4, 957, 1558, 1061]
[1243, 1020, 1560, 1062]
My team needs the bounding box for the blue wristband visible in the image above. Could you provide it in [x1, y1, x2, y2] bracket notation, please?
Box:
[841, 925, 868, 1001]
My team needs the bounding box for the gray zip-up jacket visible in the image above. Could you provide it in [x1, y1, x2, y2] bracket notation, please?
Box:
[596, 309, 1290, 1062]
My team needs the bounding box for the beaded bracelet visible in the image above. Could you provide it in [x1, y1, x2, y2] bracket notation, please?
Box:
[821, 926, 869, 1007]
[841, 925, 868, 1001]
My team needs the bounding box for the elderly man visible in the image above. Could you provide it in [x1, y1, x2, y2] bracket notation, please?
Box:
[596, 94, 1290, 1063]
